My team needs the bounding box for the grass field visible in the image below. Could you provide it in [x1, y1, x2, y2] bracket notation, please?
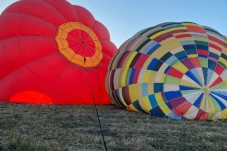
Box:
[0, 102, 227, 151]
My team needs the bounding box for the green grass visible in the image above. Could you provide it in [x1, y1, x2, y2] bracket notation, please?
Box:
[0, 102, 227, 151]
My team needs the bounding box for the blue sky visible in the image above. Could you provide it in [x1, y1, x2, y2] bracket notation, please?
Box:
[1, 0, 227, 47]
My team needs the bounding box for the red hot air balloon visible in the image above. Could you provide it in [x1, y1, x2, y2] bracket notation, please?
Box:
[0, 0, 117, 104]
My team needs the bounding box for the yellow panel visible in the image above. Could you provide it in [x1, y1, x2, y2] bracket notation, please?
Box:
[221, 108, 227, 119]
[155, 73, 166, 83]
[170, 47, 184, 54]
[84, 57, 94, 67]
[183, 23, 201, 27]
[152, 46, 169, 59]
[120, 52, 137, 86]
[69, 22, 81, 30]
[128, 84, 137, 102]
[60, 50, 72, 61]
[180, 79, 200, 88]
[150, 30, 168, 39]
[165, 27, 187, 32]
[56, 28, 68, 39]
[199, 96, 206, 110]
[160, 37, 176, 45]
[154, 64, 167, 82]
[172, 31, 190, 36]
[123, 52, 138, 68]
[176, 37, 208, 43]
[222, 48, 227, 56]
[155, 93, 170, 114]
[56, 22, 103, 67]
[188, 54, 198, 58]
[162, 40, 182, 50]
[62, 25, 73, 33]
[219, 57, 227, 67]
[147, 83, 154, 94]
[127, 104, 139, 112]
[207, 96, 216, 118]
[137, 85, 143, 101]
[149, 27, 187, 40]
[139, 96, 152, 113]
[142, 70, 153, 83]
[56, 39, 69, 50]
[60, 48, 75, 58]
[172, 62, 188, 74]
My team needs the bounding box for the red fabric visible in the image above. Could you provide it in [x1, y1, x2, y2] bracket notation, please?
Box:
[197, 49, 208, 56]
[167, 67, 184, 79]
[0, 0, 117, 104]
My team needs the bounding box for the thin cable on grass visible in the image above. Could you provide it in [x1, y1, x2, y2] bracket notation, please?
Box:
[82, 40, 108, 151]
[88, 77, 108, 151]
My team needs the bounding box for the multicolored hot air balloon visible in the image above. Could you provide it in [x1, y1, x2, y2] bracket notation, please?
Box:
[107, 22, 227, 120]
[0, 0, 117, 104]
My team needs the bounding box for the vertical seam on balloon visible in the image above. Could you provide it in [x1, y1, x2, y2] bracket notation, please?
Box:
[43, 0, 79, 39]
[5, 12, 58, 27]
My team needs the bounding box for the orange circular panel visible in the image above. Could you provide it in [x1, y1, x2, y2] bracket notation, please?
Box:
[55, 22, 103, 67]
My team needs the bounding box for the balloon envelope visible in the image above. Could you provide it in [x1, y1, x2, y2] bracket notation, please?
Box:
[0, 0, 117, 104]
[107, 22, 227, 120]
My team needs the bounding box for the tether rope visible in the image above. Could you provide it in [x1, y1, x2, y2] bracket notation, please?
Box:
[87, 71, 108, 151]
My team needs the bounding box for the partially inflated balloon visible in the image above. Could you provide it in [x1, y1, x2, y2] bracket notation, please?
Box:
[0, 0, 117, 104]
[107, 22, 227, 120]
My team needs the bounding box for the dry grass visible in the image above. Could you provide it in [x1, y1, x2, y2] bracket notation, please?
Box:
[0, 102, 227, 151]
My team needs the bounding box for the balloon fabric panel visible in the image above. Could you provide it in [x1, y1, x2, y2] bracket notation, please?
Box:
[107, 22, 227, 120]
[0, 0, 117, 104]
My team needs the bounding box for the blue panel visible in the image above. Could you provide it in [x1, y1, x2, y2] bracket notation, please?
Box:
[165, 55, 178, 65]
[147, 58, 163, 71]
[164, 91, 182, 100]
[164, 65, 171, 74]
[210, 94, 226, 110]
[202, 67, 208, 85]
[129, 68, 136, 84]
[211, 91, 227, 101]
[143, 41, 157, 54]
[209, 52, 219, 60]
[133, 100, 145, 112]
[160, 52, 172, 62]
[142, 83, 148, 96]
[185, 49, 197, 55]
[175, 51, 188, 60]
[147, 59, 158, 70]
[148, 94, 158, 107]
[196, 44, 208, 50]
[185, 71, 202, 86]
[208, 60, 216, 71]
[146, 43, 161, 55]
[180, 85, 199, 90]
[154, 83, 163, 93]
[193, 93, 203, 108]
[181, 40, 195, 45]
[190, 69, 203, 85]
[221, 53, 227, 60]
[149, 106, 166, 117]
[198, 54, 208, 58]
[206, 69, 214, 86]
[167, 111, 182, 120]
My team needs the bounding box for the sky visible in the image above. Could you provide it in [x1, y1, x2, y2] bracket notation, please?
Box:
[1, 0, 227, 48]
